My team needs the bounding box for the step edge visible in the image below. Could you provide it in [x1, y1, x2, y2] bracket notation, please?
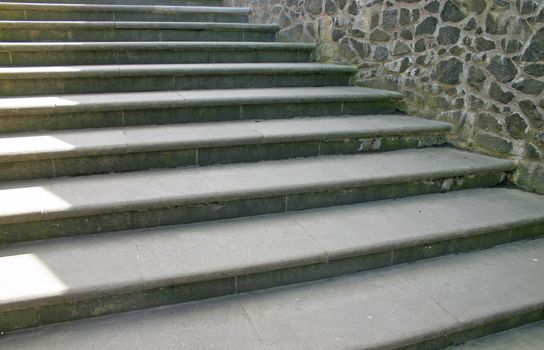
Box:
[0, 214, 541, 318]
[0, 2, 251, 14]
[0, 121, 452, 162]
[0, 63, 357, 79]
[0, 88, 404, 115]
[0, 41, 317, 51]
[0, 153, 515, 225]
[0, 20, 280, 31]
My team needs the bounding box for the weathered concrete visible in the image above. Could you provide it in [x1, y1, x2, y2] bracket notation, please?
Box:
[0, 115, 451, 179]
[2, 236, 544, 349]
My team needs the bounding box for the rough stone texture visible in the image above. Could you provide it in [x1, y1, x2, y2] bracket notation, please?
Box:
[230, 0, 544, 194]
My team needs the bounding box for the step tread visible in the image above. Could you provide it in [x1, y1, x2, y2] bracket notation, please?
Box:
[0, 41, 316, 51]
[453, 321, 544, 349]
[2, 227, 544, 349]
[0, 187, 542, 310]
[0, 86, 403, 114]
[0, 148, 515, 224]
[0, 63, 356, 79]
[0, 2, 250, 14]
[0, 115, 451, 161]
[0, 20, 279, 30]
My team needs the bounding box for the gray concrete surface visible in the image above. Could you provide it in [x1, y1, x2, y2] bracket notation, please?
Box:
[0, 115, 450, 160]
[0, 148, 515, 224]
[1, 187, 542, 316]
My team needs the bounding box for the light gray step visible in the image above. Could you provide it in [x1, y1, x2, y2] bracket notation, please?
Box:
[0, 0, 223, 5]
[0, 41, 316, 66]
[0, 3, 249, 22]
[0, 115, 452, 181]
[452, 321, 544, 349]
[0, 147, 515, 244]
[0, 87, 403, 133]
[0, 20, 278, 42]
[1, 212, 543, 346]
[0, 63, 355, 96]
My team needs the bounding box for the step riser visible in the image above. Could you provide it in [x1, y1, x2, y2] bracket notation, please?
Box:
[0, 10, 248, 23]
[0, 73, 351, 96]
[0, 49, 313, 66]
[0, 28, 276, 42]
[0, 101, 400, 134]
[0, 134, 448, 181]
[1, 221, 541, 333]
[0, 171, 506, 245]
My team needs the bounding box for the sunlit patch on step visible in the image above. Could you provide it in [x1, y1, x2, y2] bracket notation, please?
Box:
[0, 136, 76, 156]
[0, 187, 72, 218]
[0, 66, 83, 74]
[0, 96, 80, 109]
[0, 254, 68, 303]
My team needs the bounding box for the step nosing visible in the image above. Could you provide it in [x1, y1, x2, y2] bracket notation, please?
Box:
[0, 149, 515, 225]
[3, 237, 544, 347]
[0, 63, 357, 79]
[0, 2, 251, 14]
[0, 254, 326, 312]
[0, 116, 452, 161]
[0, 87, 404, 114]
[0, 20, 280, 31]
[0, 41, 317, 51]
[0, 188, 542, 320]
[378, 301, 544, 350]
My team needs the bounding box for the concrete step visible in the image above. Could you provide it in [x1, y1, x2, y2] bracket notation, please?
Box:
[0, 63, 355, 96]
[0, 115, 452, 181]
[0, 87, 403, 133]
[0, 3, 249, 22]
[0, 147, 515, 244]
[452, 321, 544, 349]
[0, 41, 315, 66]
[1, 0, 223, 5]
[0, 204, 543, 344]
[0, 20, 278, 42]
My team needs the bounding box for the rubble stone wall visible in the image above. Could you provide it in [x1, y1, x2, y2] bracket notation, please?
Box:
[230, 0, 544, 193]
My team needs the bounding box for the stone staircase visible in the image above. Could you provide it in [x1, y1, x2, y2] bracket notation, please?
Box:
[0, 0, 543, 349]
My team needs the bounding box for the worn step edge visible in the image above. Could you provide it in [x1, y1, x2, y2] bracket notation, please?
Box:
[0, 41, 316, 66]
[0, 20, 279, 31]
[0, 63, 356, 96]
[0, 115, 452, 180]
[0, 115, 451, 160]
[0, 3, 250, 14]
[0, 87, 402, 116]
[0, 189, 544, 334]
[2, 241, 543, 349]
[0, 63, 356, 79]
[0, 148, 515, 243]
[0, 41, 316, 52]
[0, 20, 278, 42]
[0, 188, 542, 333]
[0, 87, 404, 133]
[0, 3, 250, 23]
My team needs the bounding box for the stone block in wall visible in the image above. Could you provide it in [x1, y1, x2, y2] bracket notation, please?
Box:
[515, 161, 544, 194]
[522, 28, 544, 62]
[475, 133, 513, 155]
